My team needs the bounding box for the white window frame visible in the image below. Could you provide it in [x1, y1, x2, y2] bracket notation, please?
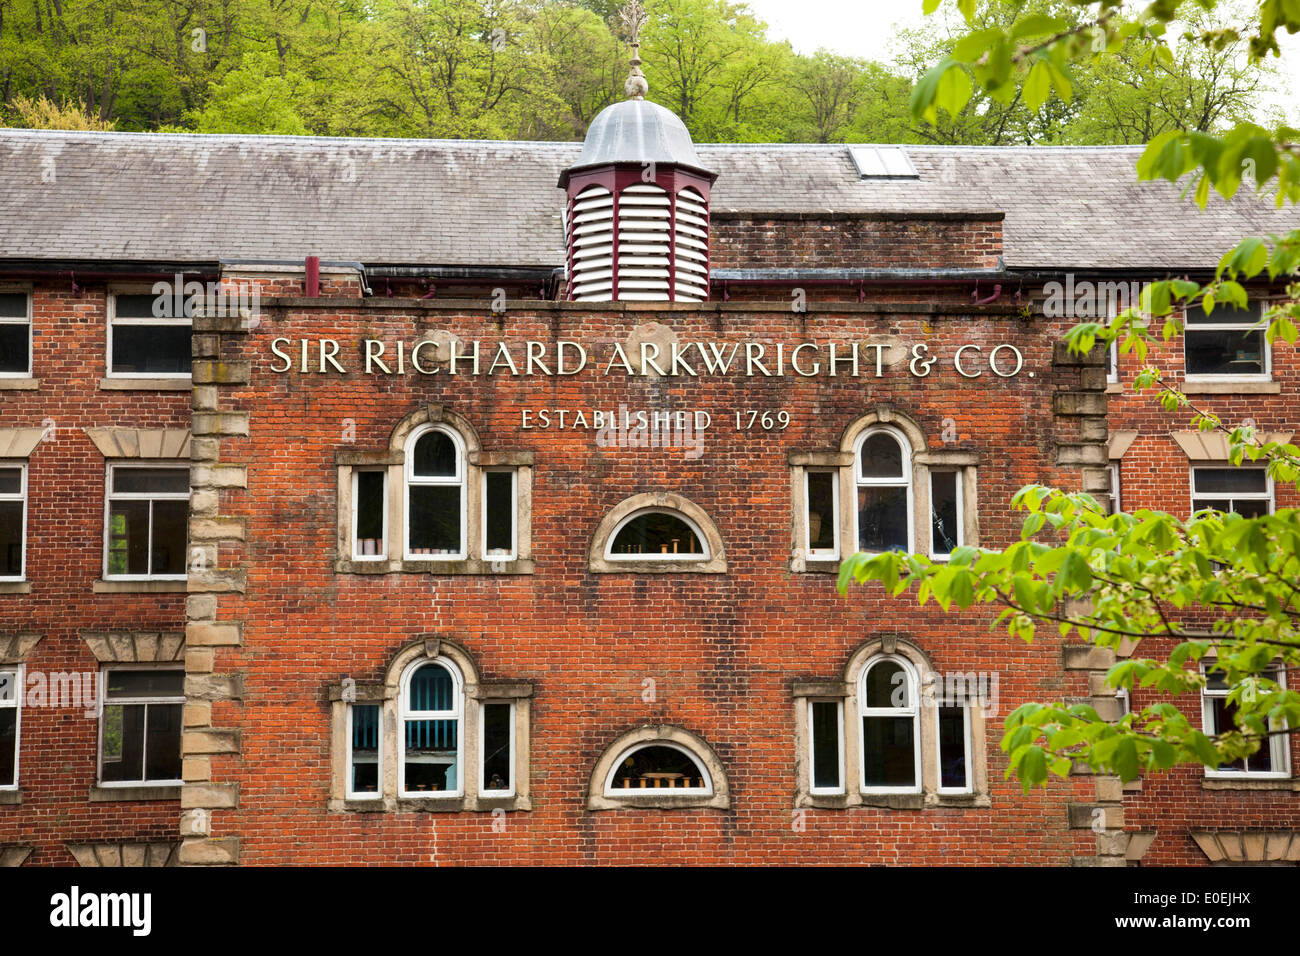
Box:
[929, 469, 963, 562]
[858, 655, 922, 795]
[853, 426, 914, 554]
[1108, 461, 1122, 515]
[96, 664, 184, 788]
[478, 700, 516, 798]
[804, 469, 840, 560]
[404, 424, 467, 561]
[106, 289, 193, 380]
[1201, 665, 1290, 779]
[807, 698, 846, 796]
[1106, 337, 1118, 385]
[935, 698, 974, 795]
[0, 461, 27, 581]
[604, 508, 710, 562]
[601, 740, 713, 796]
[481, 468, 518, 563]
[1183, 301, 1271, 383]
[350, 468, 387, 561]
[398, 657, 464, 798]
[103, 462, 190, 581]
[0, 664, 21, 790]
[1189, 465, 1273, 517]
[345, 701, 382, 800]
[0, 290, 31, 378]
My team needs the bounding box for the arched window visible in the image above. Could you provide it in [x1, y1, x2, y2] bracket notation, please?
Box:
[406, 425, 465, 560]
[606, 509, 707, 560]
[587, 725, 730, 809]
[859, 656, 921, 793]
[399, 658, 463, 797]
[855, 426, 913, 553]
[605, 742, 711, 795]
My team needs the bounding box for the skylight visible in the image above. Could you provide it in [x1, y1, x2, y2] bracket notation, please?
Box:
[848, 146, 918, 180]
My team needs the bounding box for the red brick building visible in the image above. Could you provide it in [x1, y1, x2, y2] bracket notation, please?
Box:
[0, 90, 1296, 865]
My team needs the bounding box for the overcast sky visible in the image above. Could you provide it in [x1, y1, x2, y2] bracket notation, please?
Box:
[744, 0, 1298, 118]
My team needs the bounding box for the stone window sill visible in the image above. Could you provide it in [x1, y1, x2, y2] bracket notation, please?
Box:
[100, 377, 191, 391]
[799, 560, 842, 574]
[93, 579, 188, 593]
[797, 791, 984, 811]
[0, 378, 38, 390]
[331, 795, 532, 813]
[588, 793, 727, 811]
[333, 558, 535, 575]
[0, 581, 31, 594]
[0, 789, 21, 805]
[89, 784, 182, 802]
[1202, 777, 1299, 791]
[588, 561, 726, 575]
[1182, 380, 1280, 395]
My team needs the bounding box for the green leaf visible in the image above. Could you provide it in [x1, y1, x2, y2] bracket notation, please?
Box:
[1023, 59, 1051, 112]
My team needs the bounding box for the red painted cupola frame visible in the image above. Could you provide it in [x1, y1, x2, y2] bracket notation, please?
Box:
[558, 99, 718, 303]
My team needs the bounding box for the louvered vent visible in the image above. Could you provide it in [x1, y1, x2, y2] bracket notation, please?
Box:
[569, 185, 614, 301]
[616, 183, 672, 301]
[673, 187, 709, 302]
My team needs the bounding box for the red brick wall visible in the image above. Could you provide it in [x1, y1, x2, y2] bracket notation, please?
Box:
[0, 282, 188, 864]
[711, 213, 1004, 272]
[195, 293, 1098, 864]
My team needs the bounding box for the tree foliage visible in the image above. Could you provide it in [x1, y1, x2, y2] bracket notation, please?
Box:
[0, 0, 1283, 143]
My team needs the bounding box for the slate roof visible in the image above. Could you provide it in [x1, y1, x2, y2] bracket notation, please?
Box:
[1, 129, 1295, 271]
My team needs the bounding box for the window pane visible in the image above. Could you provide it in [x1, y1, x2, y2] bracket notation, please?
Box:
[112, 324, 192, 374]
[938, 706, 968, 789]
[107, 670, 185, 698]
[610, 745, 704, 789]
[862, 715, 915, 787]
[1193, 468, 1267, 495]
[859, 432, 904, 478]
[0, 323, 27, 375]
[151, 499, 187, 575]
[112, 467, 189, 495]
[351, 704, 380, 794]
[0, 293, 26, 318]
[108, 501, 150, 575]
[0, 708, 15, 787]
[404, 719, 459, 792]
[144, 703, 182, 780]
[354, 471, 384, 554]
[1208, 697, 1246, 772]
[407, 663, 455, 712]
[864, 661, 908, 708]
[0, 468, 19, 494]
[481, 703, 512, 792]
[1185, 328, 1264, 376]
[0, 500, 21, 577]
[412, 430, 458, 477]
[857, 485, 908, 551]
[100, 703, 145, 782]
[408, 485, 462, 554]
[811, 701, 841, 790]
[610, 512, 703, 556]
[807, 472, 835, 552]
[931, 471, 959, 555]
[484, 472, 514, 555]
[114, 293, 162, 319]
[1230, 498, 1270, 518]
[1186, 302, 1259, 325]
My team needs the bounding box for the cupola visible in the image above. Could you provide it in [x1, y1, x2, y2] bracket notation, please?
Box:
[557, 1, 717, 302]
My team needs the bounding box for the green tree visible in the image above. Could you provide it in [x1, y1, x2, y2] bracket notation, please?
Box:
[845, 0, 1300, 790]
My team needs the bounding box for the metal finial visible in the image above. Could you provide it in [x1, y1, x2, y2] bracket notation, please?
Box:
[620, 0, 649, 100]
